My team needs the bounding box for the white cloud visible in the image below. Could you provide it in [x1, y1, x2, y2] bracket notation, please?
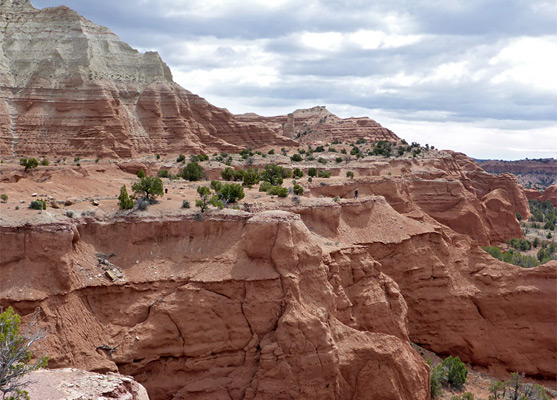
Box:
[489, 36, 557, 91]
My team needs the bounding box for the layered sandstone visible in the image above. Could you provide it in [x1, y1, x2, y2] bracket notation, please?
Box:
[0, 211, 430, 400]
[477, 158, 557, 189]
[238, 106, 399, 144]
[0, 1, 295, 158]
[0, 151, 554, 398]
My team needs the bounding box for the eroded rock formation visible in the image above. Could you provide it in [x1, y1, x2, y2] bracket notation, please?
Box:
[237, 106, 399, 144]
[0, 1, 295, 158]
[24, 368, 149, 400]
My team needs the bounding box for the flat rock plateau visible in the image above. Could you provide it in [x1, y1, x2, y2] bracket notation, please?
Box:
[0, 1, 555, 400]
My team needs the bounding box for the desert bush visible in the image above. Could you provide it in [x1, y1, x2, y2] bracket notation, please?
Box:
[217, 183, 245, 204]
[66, 210, 74, 218]
[29, 200, 46, 210]
[221, 167, 235, 181]
[308, 167, 317, 177]
[136, 169, 146, 179]
[132, 176, 164, 203]
[181, 162, 204, 181]
[19, 158, 39, 172]
[176, 154, 186, 163]
[0, 307, 49, 400]
[442, 356, 468, 388]
[318, 170, 331, 178]
[157, 169, 170, 178]
[182, 199, 190, 209]
[293, 168, 303, 178]
[293, 184, 304, 195]
[290, 153, 303, 162]
[242, 167, 260, 186]
[118, 185, 134, 210]
[0, 194, 7, 203]
[268, 186, 288, 197]
[40, 158, 49, 166]
[430, 364, 446, 398]
[346, 171, 354, 178]
[318, 157, 327, 164]
[261, 164, 285, 186]
[259, 181, 272, 192]
[196, 186, 212, 212]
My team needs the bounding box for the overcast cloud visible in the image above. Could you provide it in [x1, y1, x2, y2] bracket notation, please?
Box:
[33, 0, 557, 159]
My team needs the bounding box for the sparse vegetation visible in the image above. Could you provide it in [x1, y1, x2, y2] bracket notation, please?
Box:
[19, 158, 39, 172]
[0, 307, 49, 400]
[29, 199, 46, 210]
[181, 162, 205, 181]
[0, 194, 7, 203]
[489, 372, 550, 400]
[136, 169, 146, 179]
[157, 169, 170, 178]
[132, 176, 164, 203]
[118, 185, 134, 210]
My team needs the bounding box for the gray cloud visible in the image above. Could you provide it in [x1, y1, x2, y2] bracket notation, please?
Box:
[31, 0, 557, 159]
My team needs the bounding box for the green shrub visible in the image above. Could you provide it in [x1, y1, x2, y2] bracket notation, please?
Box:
[442, 356, 468, 388]
[317, 157, 327, 164]
[156, 154, 161, 160]
[176, 154, 186, 163]
[221, 167, 235, 181]
[182, 199, 190, 209]
[157, 169, 170, 178]
[233, 169, 245, 182]
[308, 167, 317, 177]
[430, 364, 446, 398]
[132, 176, 164, 203]
[293, 184, 304, 195]
[261, 164, 285, 186]
[268, 186, 288, 197]
[259, 181, 272, 192]
[181, 162, 204, 181]
[196, 186, 212, 212]
[335, 157, 343, 163]
[293, 168, 303, 179]
[19, 157, 39, 171]
[242, 167, 260, 186]
[118, 185, 134, 210]
[268, 149, 275, 155]
[290, 153, 303, 162]
[0, 307, 49, 400]
[0, 194, 7, 203]
[40, 158, 49, 166]
[29, 199, 46, 210]
[346, 171, 354, 178]
[137, 169, 146, 179]
[218, 183, 245, 204]
[318, 170, 331, 178]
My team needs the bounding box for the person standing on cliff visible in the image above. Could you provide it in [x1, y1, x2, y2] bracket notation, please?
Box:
[354, 189, 358, 199]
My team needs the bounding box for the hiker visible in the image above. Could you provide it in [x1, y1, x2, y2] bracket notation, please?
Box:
[354, 189, 358, 199]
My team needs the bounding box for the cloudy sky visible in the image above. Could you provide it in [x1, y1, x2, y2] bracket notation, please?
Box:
[33, 0, 556, 160]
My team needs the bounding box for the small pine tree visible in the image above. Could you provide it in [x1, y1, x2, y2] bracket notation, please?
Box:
[118, 186, 134, 210]
[136, 169, 146, 179]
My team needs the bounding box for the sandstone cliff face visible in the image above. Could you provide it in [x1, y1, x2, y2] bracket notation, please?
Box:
[308, 152, 529, 246]
[0, 211, 430, 400]
[0, 1, 295, 158]
[0, 153, 554, 399]
[237, 106, 399, 144]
